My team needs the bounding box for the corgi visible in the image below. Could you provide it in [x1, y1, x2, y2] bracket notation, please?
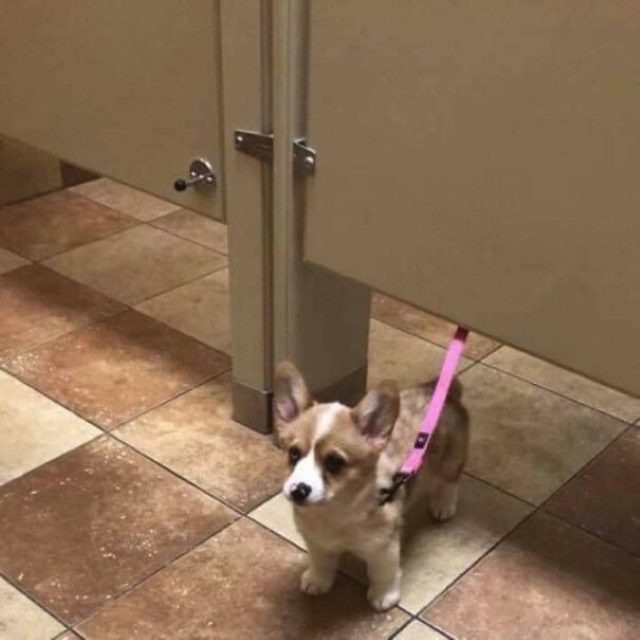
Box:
[274, 361, 470, 611]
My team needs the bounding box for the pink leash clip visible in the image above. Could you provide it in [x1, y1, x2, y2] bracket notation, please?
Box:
[379, 326, 469, 505]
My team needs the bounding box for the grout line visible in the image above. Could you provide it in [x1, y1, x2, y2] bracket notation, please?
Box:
[0, 367, 231, 489]
[370, 315, 500, 363]
[148, 214, 229, 254]
[0, 569, 74, 634]
[417, 507, 540, 619]
[69, 516, 241, 631]
[462, 471, 537, 508]
[386, 616, 415, 639]
[480, 359, 638, 425]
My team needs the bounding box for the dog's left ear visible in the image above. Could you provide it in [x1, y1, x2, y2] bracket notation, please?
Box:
[352, 381, 399, 444]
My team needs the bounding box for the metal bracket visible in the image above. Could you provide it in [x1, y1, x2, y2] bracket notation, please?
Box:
[234, 129, 316, 175]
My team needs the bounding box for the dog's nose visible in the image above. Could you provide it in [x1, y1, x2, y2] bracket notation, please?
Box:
[291, 483, 311, 504]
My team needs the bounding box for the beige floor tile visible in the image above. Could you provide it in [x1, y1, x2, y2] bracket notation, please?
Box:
[70, 178, 180, 221]
[115, 374, 283, 512]
[485, 346, 640, 422]
[251, 477, 531, 614]
[372, 293, 500, 360]
[394, 621, 448, 640]
[251, 492, 304, 548]
[55, 633, 80, 640]
[368, 320, 473, 389]
[0, 576, 64, 640]
[137, 269, 230, 353]
[461, 365, 627, 504]
[0, 371, 100, 484]
[151, 209, 228, 254]
[44, 226, 226, 305]
[0, 247, 28, 275]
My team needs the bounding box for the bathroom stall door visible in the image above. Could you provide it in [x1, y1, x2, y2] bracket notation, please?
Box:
[303, 0, 640, 395]
[0, 0, 223, 218]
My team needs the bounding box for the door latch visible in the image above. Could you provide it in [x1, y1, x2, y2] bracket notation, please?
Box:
[234, 130, 316, 175]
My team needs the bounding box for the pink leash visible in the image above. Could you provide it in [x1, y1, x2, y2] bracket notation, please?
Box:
[379, 326, 469, 505]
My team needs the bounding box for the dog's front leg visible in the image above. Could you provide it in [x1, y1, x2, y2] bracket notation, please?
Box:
[364, 538, 402, 611]
[300, 541, 338, 596]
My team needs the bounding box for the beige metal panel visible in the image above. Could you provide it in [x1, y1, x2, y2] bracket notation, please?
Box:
[272, 0, 371, 396]
[219, 0, 272, 408]
[304, 0, 640, 396]
[0, 0, 223, 218]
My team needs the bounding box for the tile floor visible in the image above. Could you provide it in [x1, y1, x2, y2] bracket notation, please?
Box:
[0, 179, 638, 640]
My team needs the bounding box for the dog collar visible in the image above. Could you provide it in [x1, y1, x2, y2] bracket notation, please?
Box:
[378, 326, 468, 506]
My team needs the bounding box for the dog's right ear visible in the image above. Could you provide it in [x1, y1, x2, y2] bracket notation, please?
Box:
[274, 361, 312, 424]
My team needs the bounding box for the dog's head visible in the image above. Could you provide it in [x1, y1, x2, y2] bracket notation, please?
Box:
[274, 361, 399, 507]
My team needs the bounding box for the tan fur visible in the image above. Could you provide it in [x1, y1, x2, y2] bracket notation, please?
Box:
[274, 362, 470, 611]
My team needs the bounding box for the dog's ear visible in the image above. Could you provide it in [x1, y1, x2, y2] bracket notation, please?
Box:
[274, 361, 312, 424]
[352, 381, 399, 444]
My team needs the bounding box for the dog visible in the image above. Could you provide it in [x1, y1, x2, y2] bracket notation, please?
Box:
[274, 361, 470, 611]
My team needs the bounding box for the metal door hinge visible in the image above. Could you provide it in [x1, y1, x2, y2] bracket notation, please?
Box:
[234, 130, 316, 175]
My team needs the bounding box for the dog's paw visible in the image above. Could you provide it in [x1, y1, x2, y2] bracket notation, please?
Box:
[429, 499, 457, 522]
[367, 586, 401, 612]
[429, 483, 459, 522]
[300, 568, 334, 596]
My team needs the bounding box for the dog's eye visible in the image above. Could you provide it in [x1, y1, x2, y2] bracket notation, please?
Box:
[288, 446, 302, 466]
[324, 453, 346, 474]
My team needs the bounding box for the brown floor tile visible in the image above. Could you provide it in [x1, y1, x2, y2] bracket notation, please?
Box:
[151, 209, 228, 254]
[3, 310, 230, 429]
[372, 294, 500, 360]
[545, 428, 640, 556]
[70, 178, 180, 221]
[137, 268, 231, 354]
[115, 374, 283, 512]
[0, 576, 64, 640]
[394, 621, 448, 640]
[0, 191, 136, 260]
[251, 476, 531, 614]
[461, 365, 626, 504]
[44, 225, 226, 305]
[0, 265, 125, 359]
[0, 437, 236, 625]
[0, 247, 28, 274]
[423, 512, 640, 640]
[77, 518, 408, 640]
[0, 370, 99, 484]
[485, 346, 640, 422]
[368, 320, 472, 389]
